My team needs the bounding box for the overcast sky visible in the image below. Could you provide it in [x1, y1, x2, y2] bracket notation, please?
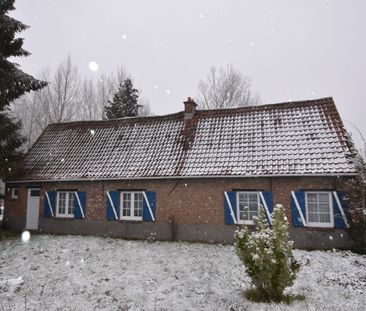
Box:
[10, 0, 366, 151]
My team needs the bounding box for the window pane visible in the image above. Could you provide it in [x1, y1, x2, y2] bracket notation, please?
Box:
[30, 190, 40, 197]
[308, 212, 319, 222]
[68, 193, 75, 215]
[59, 193, 66, 214]
[319, 213, 330, 223]
[318, 193, 329, 203]
[307, 202, 318, 213]
[134, 193, 143, 217]
[307, 193, 317, 202]
[122, 193, 131, 217]
[318, 203, 330, 213]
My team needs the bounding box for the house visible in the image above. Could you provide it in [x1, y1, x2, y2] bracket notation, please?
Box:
[3, 97, 357, 248]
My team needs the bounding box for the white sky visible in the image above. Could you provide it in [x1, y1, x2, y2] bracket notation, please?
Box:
[10, 0, 366, 152]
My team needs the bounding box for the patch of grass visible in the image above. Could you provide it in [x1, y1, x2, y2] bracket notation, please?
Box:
[244, 288, 305, 304]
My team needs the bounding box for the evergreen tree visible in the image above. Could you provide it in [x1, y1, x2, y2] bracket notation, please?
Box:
[0, 112, 24, 177]
[0, 0, 47, 109]
[235, 205, 300, 302]
[104, 78, 139, 119]
[0, 0, 47, 178]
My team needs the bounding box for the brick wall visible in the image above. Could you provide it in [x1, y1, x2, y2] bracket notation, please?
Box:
[5, 176, 351, 227]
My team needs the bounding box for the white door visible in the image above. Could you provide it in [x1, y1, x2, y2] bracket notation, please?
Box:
[26, 188, 40, 230]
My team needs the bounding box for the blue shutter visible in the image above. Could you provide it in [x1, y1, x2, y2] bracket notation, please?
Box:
[44, 191, 56, 218]
[106, 191, 119, 220]
[224, 191, 237, 225]
[333, 191, 349, 229]
[143, 191, 156, 222]
[259, 191, 273, 225]
[291, 191, 306, 227]
[74, 192, 86, 219]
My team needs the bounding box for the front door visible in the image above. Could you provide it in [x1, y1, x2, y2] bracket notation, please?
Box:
[26, 188, 40, 230]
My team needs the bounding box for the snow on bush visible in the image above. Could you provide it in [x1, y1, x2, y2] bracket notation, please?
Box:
[234, 204, 300, 302]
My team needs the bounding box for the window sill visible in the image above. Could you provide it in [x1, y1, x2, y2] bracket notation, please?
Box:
[307, 223, 334, 229]
[55, 216, 75, 220]
[119, 219, 143, 224]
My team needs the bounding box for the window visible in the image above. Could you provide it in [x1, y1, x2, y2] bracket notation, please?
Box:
[11, 188, 19, 199]
[237, 192, 260, 224]
[120, 191, 143, 221]
[305, 192, 334, 228]
[56, 191, 75, 218]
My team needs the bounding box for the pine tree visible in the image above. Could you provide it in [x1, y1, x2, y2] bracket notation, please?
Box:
[0, 0, 47, 178]
[0, 112, 24, 177]
[104, 78, 139, 119]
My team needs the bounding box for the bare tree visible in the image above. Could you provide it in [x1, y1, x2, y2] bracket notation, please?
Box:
[10, 59, 152, 148]
[138, 97, 152, 116]
[197, 64, 260, 109]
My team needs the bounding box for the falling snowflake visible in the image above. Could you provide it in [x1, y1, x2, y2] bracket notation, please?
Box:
[21, 231, 31, 243]
[165, 89, 171, 94]
[154, 85, 158, 89]
[199, 14, 204, 18]
[90, 130, 95, 136]
[122, 34, 127, 40]
[88, 61, 99, 72]
[250, 42, 255, 46]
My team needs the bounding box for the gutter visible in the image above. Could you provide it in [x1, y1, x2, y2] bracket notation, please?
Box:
[5, 173, 358, 184]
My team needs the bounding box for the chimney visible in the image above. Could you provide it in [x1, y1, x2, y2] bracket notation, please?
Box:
[184, 97, 198, 120]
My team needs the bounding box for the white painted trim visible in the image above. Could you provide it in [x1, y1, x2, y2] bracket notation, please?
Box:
[305, 191, 334, 228]
[74, 191, 85, 219]
[291, 191, 307, 227]
[11, 188, 19, 199]
[143, 191, 155, 221]
[45, 191, 54, 217]
[107, 191, 118, 220]
[332, 191, 350, 228]
[224, 191, 237, 224]
[259, 191, 272, 225]
[55, 192, 75, 218]
[120, 191, 143, 221]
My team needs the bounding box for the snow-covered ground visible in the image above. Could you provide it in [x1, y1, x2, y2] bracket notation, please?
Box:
[0, 235, 365, 311]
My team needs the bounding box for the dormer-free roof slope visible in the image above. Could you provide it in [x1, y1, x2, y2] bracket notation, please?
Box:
[9, 97, 356, 182]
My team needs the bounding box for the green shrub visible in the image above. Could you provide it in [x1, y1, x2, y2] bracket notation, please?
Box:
[234, 204, 300, 302]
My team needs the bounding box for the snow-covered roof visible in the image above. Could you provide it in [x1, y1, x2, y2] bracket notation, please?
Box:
[9, 97, 356, 182]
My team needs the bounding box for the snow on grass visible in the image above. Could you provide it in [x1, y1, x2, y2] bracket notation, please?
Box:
[0, 235, 365, 310]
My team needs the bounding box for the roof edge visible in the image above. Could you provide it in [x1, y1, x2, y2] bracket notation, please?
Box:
[5, 172, 357, 183]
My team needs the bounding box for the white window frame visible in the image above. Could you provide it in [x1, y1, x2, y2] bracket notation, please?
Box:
[120, 191, 143, 221]
[236, 191, 260, 225]
[305, 191, 334, 228]
[11, 188, 19, 199]
[56, 191, 75, 218]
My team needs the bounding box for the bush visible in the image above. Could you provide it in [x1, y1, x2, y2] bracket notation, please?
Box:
[234, 204, 300, 302]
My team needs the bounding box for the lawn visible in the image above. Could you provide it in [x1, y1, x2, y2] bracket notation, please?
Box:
[0, 234, 365, 311]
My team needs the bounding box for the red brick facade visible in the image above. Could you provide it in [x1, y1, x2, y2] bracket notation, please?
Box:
[4, 176, 351, 227]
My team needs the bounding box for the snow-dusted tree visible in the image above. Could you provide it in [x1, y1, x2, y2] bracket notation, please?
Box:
[235, 205, 300, 302]
[96, 66, 128, 119]
[197, 64, 260, 109]
[104, 78, 140, 119]
[0, 0, 47, 110]
[346, 154, 366, 254]
[0, 0, 47, 177]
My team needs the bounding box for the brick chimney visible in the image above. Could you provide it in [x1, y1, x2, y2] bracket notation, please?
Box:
[184, 97, 198, 120]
